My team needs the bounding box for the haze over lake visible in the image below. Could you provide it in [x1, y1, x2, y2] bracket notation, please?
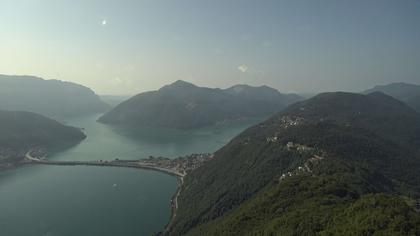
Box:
[0, 114, 261, 236]
[1, 0, 419, 234]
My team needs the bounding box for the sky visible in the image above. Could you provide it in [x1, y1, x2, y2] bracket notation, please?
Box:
[0, 0, 419, 95]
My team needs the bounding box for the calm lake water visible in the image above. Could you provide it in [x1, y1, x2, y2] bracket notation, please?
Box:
[0, 114, 261, 236]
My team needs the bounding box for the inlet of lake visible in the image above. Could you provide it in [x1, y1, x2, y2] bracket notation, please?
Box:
[0, 114, 261, 236]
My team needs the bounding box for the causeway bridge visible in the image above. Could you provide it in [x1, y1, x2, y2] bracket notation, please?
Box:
[22, 152, 185, 178]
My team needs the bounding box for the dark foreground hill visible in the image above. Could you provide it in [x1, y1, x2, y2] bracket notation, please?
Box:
[0, 110, 86, 169]
[98, 80, 302, 128]
[364, 82, 420, 112]
[167, 92, 420, 235]
[0, 74, 110, 118]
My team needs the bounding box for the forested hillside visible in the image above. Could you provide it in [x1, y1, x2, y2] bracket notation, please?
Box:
[0, 74, 110, 118]
[364, 82, 420, 113]
[168, 92, 420, 235]
[0, 110, 86, 168]
[98, 80, 302, 128]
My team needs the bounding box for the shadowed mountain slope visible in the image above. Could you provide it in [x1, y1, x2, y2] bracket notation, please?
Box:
[98, 80, 303, 128]
[364, 82, 420, 113]
[167, 92, 420, 235]
[0, 74, 110, 118]
[0, 110, 86, 168]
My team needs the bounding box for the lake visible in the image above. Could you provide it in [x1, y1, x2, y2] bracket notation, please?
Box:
[0, 114, 261, 236]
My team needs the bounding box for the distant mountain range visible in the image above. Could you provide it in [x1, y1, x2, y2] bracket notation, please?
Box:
[0, 74, 110, 118]
[364, 82, 420, 112]
[98, 80, 303, 128]
[0, 110, 86, 169]
[168, 91, 420, 235]
[100, 95, 132, 107]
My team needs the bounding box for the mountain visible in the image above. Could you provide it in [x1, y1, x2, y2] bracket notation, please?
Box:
[167, 92, 420, 235]
[0, 74, 110, 118]
[0, 110, 86, 169]
[98, 80, 303, 128]
[364, 82, 420, 112]
[100, 95, 132, 107]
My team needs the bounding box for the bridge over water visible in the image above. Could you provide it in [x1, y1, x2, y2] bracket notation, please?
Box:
[22, 152, 185, 178]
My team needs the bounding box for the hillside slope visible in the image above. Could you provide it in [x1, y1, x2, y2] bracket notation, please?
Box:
[0, 74, 110, 118]
[364, 82, 420, 112]
[168, 92, 420, 235]
[98, 80, 302, 128]
[0, 110, 86, 168]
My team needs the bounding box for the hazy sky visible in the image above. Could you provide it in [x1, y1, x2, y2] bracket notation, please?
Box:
[1, 0, 419, 95]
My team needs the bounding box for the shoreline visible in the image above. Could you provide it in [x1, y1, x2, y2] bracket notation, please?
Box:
[20, 160, 184, 235]
[21, 152, 187, 234]
[22, 160, 185, 178]
[21, 151, 186, 177]
[2, 155, 186, 236]
[14, 151, 211, 235]
[162, 175, 184, 235]
[23, 160, 185, 235]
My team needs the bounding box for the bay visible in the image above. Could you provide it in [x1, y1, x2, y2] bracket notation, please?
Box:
[0, 114, 260, 236]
